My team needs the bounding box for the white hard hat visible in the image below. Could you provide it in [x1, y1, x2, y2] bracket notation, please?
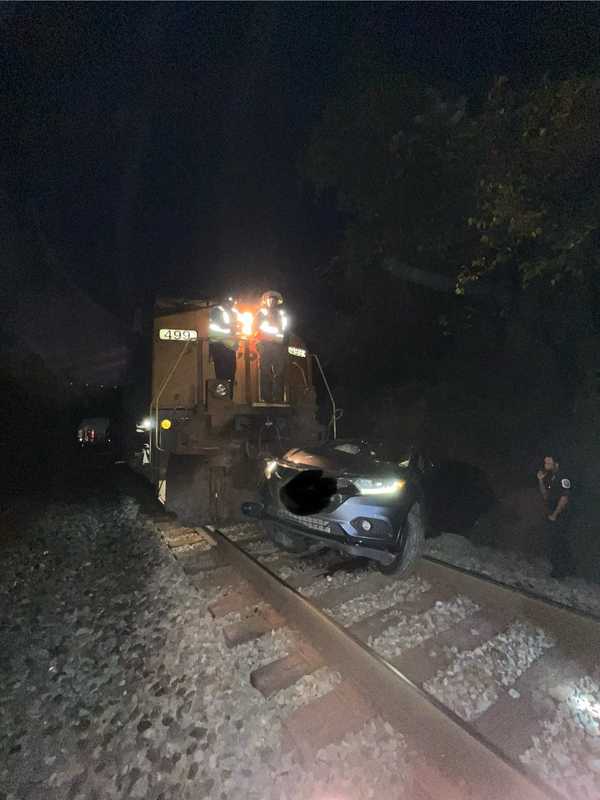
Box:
[261, 290, 283, 305]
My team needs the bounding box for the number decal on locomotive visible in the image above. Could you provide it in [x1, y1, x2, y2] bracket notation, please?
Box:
[159, 328, 198, 342]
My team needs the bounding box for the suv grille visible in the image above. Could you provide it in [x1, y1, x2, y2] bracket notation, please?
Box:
[275, 508, 331, 533]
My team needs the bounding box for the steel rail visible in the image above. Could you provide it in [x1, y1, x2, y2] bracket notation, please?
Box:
[420, 555, 600, 657]
[206, 525, 561, 800]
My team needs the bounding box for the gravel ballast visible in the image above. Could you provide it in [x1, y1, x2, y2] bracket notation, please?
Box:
[368, 596, 480, 660]
[218, 522, 264, 542]
[520, 672, 600, 799]
[268, 717, 411, 800]
[0, 484, 413, 800]
[426, 533, 600, 617]
[424, 621, 556, 721]
[298, 565, 373, 598]
[326, 575, 431, 627]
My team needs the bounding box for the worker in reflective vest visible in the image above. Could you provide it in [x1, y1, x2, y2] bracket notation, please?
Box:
[208, 298, 239, 390]
[255, 290, 289, 402]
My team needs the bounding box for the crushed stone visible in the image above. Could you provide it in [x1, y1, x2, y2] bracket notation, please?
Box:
[368, 595, 479, 660]
[325, 575, 431, 627]
[299, 565, 374, 598]
[426, 533, 600, 617]
[424, 621, 555, 721]
[521, 672, 600, 798]
[0, 489, 412, 800]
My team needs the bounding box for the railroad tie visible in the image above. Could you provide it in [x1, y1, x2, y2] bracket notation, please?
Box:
[393, 606, 512, 686]
[474, 650, 583, 760]
[228, 531, 268, 547]
[208, 585, 262, 618]
[348, 584, 456, 641]
[250, 641, 325, 698]
[187, 565, 242, 592]
[178, 550, 231, 575]
[162, 526, 214, 549]
[409, 760, 472, 800]
[281, 680, 375, 764]
[222, 605, 285, 648]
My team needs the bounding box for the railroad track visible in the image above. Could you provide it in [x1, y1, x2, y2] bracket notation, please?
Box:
[145, 506, 600, 800]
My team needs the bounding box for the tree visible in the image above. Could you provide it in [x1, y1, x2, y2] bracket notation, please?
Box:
[304, 75, 480, 401]
[305, 75, 471, 283]
[457, 75, 600, 292]
[304, 70, 600, 464]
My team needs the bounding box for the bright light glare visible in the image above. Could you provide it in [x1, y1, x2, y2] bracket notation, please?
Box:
[264, 460, 278, 479]
[288, 346, 307, 358]
[354, 478, 405, 495]
[570, 693, 600, 719]
[260, 320, 281, 336]
[138, 417, 152, 431]
[240, 311, 254, 336]
[209, 321, 230, 334]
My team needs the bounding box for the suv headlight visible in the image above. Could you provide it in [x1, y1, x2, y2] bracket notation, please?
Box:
[352, 477, 405, 495]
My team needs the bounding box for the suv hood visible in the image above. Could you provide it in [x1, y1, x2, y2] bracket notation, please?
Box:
[280, 440, 407, 479]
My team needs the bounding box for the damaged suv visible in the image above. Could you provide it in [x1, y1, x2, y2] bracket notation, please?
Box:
[242, 438, 495, 575]
[243, 439, 426, 576]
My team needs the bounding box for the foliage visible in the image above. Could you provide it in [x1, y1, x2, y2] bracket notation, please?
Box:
[458, 75, 600, 291]
[305, 75, 472, 282]
[306, 72, 600, 295]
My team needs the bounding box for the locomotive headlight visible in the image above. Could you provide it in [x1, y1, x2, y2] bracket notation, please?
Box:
[264, 460, 278, 479]
[213, 382, 229, 398]
[240, 311, 253, 337]
[353, 477, 405, 495]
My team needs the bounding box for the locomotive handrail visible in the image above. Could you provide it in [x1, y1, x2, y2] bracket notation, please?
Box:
[150, 340, 193, 452]
[312, 353, 338, 440]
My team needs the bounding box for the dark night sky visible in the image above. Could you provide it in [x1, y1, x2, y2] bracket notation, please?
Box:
[4, 2, 600, 327]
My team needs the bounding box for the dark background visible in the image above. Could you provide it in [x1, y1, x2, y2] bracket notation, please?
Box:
[3, 3, 600, 550]
[5, 3, 600, 320]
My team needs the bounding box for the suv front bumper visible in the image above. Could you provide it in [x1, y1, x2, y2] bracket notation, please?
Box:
[259, 481, 416, 563]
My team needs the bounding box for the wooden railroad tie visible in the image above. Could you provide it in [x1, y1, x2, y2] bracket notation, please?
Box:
[281, 680, 375, 763]
[250, 641, 325, 698]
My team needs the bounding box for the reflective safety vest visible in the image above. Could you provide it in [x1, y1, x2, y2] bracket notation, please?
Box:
[255, 306, 289, 342]
[209, 304, 238, 349]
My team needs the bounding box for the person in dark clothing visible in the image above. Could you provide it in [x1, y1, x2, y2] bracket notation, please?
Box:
[537, 454, 574, 578]
[257, 340, 288, 402]
[208, 299, 239, 391]
[210, 341, 236, 383]
[255, 290, 289, 403]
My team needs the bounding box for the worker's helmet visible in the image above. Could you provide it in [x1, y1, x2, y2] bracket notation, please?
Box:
[261, 290, 283, 307]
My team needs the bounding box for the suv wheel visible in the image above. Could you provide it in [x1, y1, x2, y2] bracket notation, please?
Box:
[377, 501, 424, 577]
